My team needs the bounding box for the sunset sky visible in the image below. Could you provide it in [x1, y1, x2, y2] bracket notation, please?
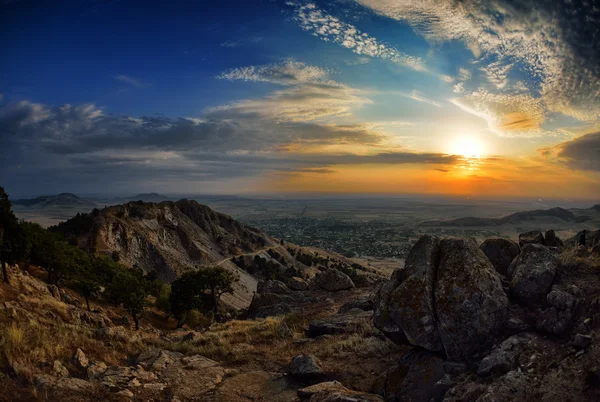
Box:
[1, 0, 599, 199]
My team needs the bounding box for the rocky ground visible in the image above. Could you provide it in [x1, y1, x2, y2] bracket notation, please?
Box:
[1, 229, 599, 401]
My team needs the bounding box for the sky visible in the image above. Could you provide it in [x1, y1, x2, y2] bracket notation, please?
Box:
[1, 0, 599, 199]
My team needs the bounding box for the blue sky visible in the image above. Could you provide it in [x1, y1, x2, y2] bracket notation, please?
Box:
[1, 0, 599, 198]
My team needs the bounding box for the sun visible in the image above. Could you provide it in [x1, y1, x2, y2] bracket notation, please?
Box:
[450, 136, 486, 158]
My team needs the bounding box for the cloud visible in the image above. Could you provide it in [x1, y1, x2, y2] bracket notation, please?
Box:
[287, 2, 423, 71]
[357, 0, 600, 134]
[541, 131, 600, 171]
[115, 74, 149, 88]
[400, 90, 442, 108]
[218, 59, 331, 86]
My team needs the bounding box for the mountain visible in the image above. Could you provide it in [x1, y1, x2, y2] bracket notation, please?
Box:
[12, 192, 96, 208]
[128, 193, 170, 202]
[55, 199, 378, 309]
[420, 206, 578, 227]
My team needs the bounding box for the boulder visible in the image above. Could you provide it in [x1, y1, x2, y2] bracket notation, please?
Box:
[313, 269, 355, 291]
[257, 280, 290, 294]
[248, 293, 293, 318]
[518, 230, 544, 247]
[374, 236, 508, 360]
[477, 335, 524, 377]
[535, 290, 576, 335]
[310, 390, 384, 402]
[575, 245, 590, 258]
[573, 334, 591, 349]
[86, 361, 108, 380]
[298, 381, 347, 398]
[337, 295, 374, 314]
[434, 238, 509, 360]
[52, 360, 69, 377]
[289, 354, 323, 377]
[287, 276, 309, 291]
[480, 238, 520, 277]
[307, 309, 372, 337]
[544, 229, 563, 248]
[509, 244, 558, 304]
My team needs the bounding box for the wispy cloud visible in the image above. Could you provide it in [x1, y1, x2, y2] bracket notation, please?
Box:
[115, 74, 149, 88]
[288, 2, 423, 71]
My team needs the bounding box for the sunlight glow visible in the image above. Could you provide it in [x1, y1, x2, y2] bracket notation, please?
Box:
[450, 135, 486, 158]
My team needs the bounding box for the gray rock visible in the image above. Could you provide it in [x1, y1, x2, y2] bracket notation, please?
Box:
[86, 361, 108, 380]
[544, 229, 564, 248]
[337, 295, 374, 314]
[298, 381, 347, 398]
[519, 230, 544, 247]
[509, 244, 558, 304]
[374, 236, 508, 360]
[287, 276, 309, 291]
[477, 335, 524, 376]
[314, 269, 355, 291]
[248, 292, 293, 318]
[289, 354, 323, 377]
[52, 360, 69, 377]
[480, 237, 520, 277]
[573, 334, 591, 349]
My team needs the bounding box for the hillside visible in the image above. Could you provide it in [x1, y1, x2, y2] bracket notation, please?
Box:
[420, 206, 591, 227]
[55, 200, 380, 309]
[12, 193, 96, 208]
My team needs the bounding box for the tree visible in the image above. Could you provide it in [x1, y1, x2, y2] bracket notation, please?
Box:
[107, 270, 149, 330]
[0, 187, 29, 284]
[169, 271, 209, 327]
[73, 276, 100, 311]
[197, 266, 238, 322]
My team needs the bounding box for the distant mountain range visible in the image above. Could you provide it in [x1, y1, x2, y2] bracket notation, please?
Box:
[12, 193, 96, 208]
[420, 205, 600, 227]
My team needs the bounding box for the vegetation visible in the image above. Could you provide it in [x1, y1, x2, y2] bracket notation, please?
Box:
[0, 187, 29, 284]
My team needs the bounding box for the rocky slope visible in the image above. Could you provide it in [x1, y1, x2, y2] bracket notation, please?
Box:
[57, 200, 381, 309]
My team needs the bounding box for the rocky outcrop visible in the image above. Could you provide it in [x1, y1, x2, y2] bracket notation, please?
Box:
[248, 292, 293, 318]
[544, 229, 564, 248]
[535, 289, 576, 334]
[313, 269, 355, 291]
[308, 309, 372, 337]
[509, 244, 558, 304]
[480, 238, 520, 277]
[338, 295, 374, 314]
[287, 276, 309, 291]
[518, 230, 545, 247]
[374, 236, 508, 361]
[257, 280, 290, 294]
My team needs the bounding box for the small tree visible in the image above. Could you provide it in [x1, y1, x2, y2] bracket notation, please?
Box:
[107, 270, 149, 330]
[198, 266, 238, 322]
[73, 277, 100, 311]
[0, 187, 29, 284]
[169, 271, 209, 327]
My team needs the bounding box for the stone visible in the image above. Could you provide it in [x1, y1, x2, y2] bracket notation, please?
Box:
[52, 360, 69, 377]
[287, 276, 309, 291]
[136, 349, 182, 371]
[477, 335, 524, 376]
[480, 237, 520, 277]
[374, 236, 508, 360]
[519, 230, 545, 247]
[116, 389, 134, 399]
[379, 349, 445, 402]
[509, 244, 558, 304]
[573, 334, 591, 349]
[544, 229, 564, 248]
[87, 361, 108, 380]
[307, 309, 372, 337]
[182, 332, 199, 342]
[313, 269, 355, 291]
[575, 245, 590, 258]
[289, 354, 324, 377]
[298, 381, 347, 398]
[337, 295, 374, 314]
[248, 292, 293, 318]
[257, 280, 291, 294]
[73, 348, 88, 369]
[47, 285, 62, 301]
[310, 390, 384, 402]
[535, 289, 576, 335]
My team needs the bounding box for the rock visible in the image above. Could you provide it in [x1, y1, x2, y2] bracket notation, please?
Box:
[100, 366, 136, 389]
[248, 292, 293, 318]
[535, 289, 576, 335]
[547, 289, 576, 310]
[432, 374, 455, 402]
[52, 360, 69, 377]
[310, 390, 384, 402]
[136, 349, 182, 371]
[477, 335, 524, 376]
[434, 238, 509, 360]
[87, 361, 108, 380]
[116, 389, 134, 399]
[298, 381, 347, 398]
[575, 245, 590, 258]
[519, 230, 544, 247]
[73, 348, 88, 369]
[47, 285, 62, 301]
[182, 332, 199, 342]
[374, 236, 508, 360]
[307, 309, 372, 337]
[509, 244, 558, 304]
[573, 334, 591, 349]
[288, 276, 309, 291]
[380, 349, 445, 402]
[289, 354, 323, 377]
[313, 269, 355, 291]
[480, 237, 520, 277]
[474, 370, 531, 401]
[337, 295, 374, 314]
[160, 355, 224, 400]
[592, 244, 600, 257]
[257, 280, 291, 294]
[35, 375, 94, 393]
[544, 229, 563, 248]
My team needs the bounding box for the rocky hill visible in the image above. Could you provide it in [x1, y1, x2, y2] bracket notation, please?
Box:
[12, 193, 96, 208]
[55, 200, 380, 309]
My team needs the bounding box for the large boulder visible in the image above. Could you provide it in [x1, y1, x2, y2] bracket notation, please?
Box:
[287, 276, 309, 291]
[480, 238, 520, 277]
[374, 236, 508, 361]
[313, 269, 355, 291]
[535, 289, 576, 334]
[257, 280, 290, 294]
[544, 229, 563, 248]
[518, 230, 544, 247]
[248, 293, 292, 318]
[508, 244, 558, 304]
[289, 354, 323, 377]
[307, 309, 372, 337]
